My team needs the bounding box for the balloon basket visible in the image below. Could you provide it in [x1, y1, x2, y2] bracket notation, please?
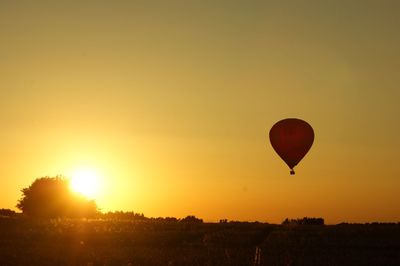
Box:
[290, 169, 295, 175]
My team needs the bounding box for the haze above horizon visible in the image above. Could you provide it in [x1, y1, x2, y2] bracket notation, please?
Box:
[1, 0, 399, 223]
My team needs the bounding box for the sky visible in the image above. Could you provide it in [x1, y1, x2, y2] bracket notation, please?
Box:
[1, 0, 399, 224]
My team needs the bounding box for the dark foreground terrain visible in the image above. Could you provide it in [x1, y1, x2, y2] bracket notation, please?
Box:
[0, 217, 399, 265]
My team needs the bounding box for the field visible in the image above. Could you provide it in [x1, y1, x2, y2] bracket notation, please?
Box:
[0, 217, 399, 265]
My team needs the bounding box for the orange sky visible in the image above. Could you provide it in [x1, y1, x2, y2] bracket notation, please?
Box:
[1, 1, 399, 223]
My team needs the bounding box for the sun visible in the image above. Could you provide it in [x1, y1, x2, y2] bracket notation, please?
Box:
[69, 168, 100, 199]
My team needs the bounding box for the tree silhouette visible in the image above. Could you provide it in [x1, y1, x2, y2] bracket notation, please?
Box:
[282, 217, 325, 226]
[180, 215, 203, 223]
[16, 176, 98, 218]
[0, 208, 17, 217]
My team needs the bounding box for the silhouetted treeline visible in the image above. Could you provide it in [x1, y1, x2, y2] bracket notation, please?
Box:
[180, 215, 203, 223]
[0, 208, 17, 217]
[99, 211, 147, 220]
[282, 217, 325, 225]
[16, 176, 206, 223]
[99, 212, 203, 223]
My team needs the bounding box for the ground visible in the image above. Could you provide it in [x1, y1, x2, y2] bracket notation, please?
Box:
[0, 218, 399, 265]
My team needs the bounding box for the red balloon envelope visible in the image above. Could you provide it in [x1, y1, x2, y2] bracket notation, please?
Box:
[269, 118, 314, 175]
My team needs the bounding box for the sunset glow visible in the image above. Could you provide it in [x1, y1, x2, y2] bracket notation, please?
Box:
[69, 168, 101, 199]
[1, 1, 400, 224]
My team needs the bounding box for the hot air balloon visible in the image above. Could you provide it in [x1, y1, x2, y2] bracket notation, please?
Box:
[269, 118, 314, 175]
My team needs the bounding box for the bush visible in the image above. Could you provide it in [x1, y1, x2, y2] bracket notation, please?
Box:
[16, 176, 98, 218]
[282, 217, 324, 226]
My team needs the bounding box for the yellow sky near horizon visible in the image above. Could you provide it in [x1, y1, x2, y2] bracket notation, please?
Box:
[1, 1, 399, 223]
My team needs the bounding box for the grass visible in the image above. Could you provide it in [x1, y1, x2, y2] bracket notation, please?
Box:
[0, 218, 399, 265]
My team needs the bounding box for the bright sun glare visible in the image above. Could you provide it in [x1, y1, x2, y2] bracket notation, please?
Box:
[69, 168, 100, 199]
